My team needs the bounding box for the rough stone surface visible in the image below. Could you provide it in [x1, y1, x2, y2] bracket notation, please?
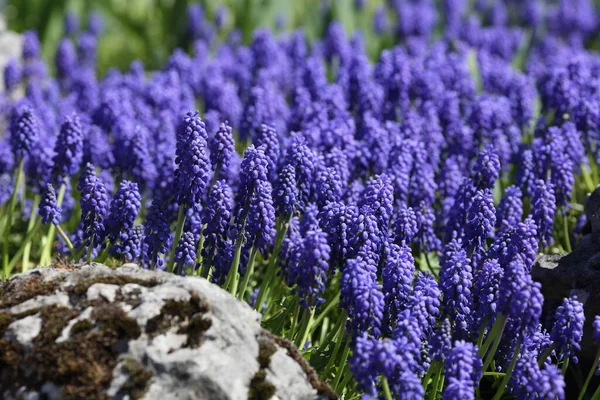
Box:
[532, 185, 600, 373]
[5, 314, 42, 349]
[0, 264, 335, 400]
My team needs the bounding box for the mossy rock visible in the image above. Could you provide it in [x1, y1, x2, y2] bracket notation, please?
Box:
[0, 264, 334, 400]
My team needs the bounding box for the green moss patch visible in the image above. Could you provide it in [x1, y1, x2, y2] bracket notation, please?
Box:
[248, 336, 278, 400]
[118, 358, 153, 400]
[0, 300, 146, 399]
[0, 275, 60, 308]
[67, 275, 159, 296]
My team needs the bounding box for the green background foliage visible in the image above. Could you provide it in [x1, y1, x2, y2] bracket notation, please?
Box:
[5, 0, 385, 75]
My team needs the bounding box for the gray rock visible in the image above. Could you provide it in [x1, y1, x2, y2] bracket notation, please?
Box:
[5, 314, 42, 349]
[0, 264, 335, 400]
[87, 283, 120, 303]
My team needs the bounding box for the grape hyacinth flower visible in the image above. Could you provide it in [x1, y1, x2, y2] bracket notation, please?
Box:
[393, 204, 418, 247]
[440, 240, 473, 339]
[430, 319, 452, 362]
[315, 167, 343, 208]
[411, 272, 441, 335]
[39, 183, 61, 226]
[290, 227, 331, 307]
[550, 297, 585, 364]
[78, 163, 109, 261]
[359, 174, 394, 234]
[274, 164, 298, 217]
[52, 113, 84, 183]
[56, 39, 77, 86]
[168, 111, 210, 272]
[465, 189, 496, 253]
[531, 179, 556, 247]
[173, 231, 197, 275]
[64, 11, 79, 36]
[473, 145, 501, 190]
[4, 58, 21, 93]
[382, 243, 414, 330]
[105, 181, 142, 259]
[11, 106, 40, 162]
[472, 259, 503, 332]
[174, 111, 210, 210]
[22, 31, 41, 61]
[340, 251, 384, 337]
[201, 180, 234, 278]
[255, 124, 280, 177]
[495, 185, 523, 235]
[144, 194, 171, 270]
[87, 12, 104, 37]
[443, 341, 483, 400]
[226, 145, 270, 295]
[209, 121, 235, 182]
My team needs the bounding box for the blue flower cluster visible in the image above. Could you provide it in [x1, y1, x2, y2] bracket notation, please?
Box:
[3, 2, 600, 398]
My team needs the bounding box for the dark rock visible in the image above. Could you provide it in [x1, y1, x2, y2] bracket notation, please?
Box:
[532, 234, 600, 395]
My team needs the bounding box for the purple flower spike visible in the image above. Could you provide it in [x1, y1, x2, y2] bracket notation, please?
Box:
[443, 341, 482, 400]
[174, 231, 197, 275]
[105, 180, 142, 258]
[39, 183, 61, 226]
[78, 163, 109, 255]
[550, 297, 585, 362]
[11, 106, 40, 161]
[52, 113, 84, 182]
[174, 111, 210, 209]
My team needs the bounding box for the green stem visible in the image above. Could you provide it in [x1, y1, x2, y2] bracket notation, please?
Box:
[238, 245, 258, 299]
[422, 361, 440, 391]
[476, 317, 489, 349]
[337, 366, 354, 396]
[581, 165, 596, 193]
[321, 312, 348, 379]
[289, 300, 302, 338]
[40, 183, 66, 266]
[492, 340, 522, 400]
[561, 357, 570, 377]
[7, 218, 42, 273]
[483, 372, 505, 377]
[318, 317, 329, 346]
[86, 234, 95, 263]
[381, 376, 393, 400]
[56, 224, 75, 258]
[538, 343, 556, 367]
[166, 207, 187, 273]
[95, 246, 110, 264]
[254, 214, 291, 310]
[197, 223, 207, 277]
[225, 231, 245, 295]
[480, 314, 507, 372]
[563, 212, 572, 252]
[578, 348, 600, 400]
[333, 343, 351, 391]
[294, 306, 315, 349]
[3, 158, 24, 278]
[309, 292, 340, 333]
[22, 195, 40, 272]
[590, 380, 600, 400]
[428, 364, 443, 400]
